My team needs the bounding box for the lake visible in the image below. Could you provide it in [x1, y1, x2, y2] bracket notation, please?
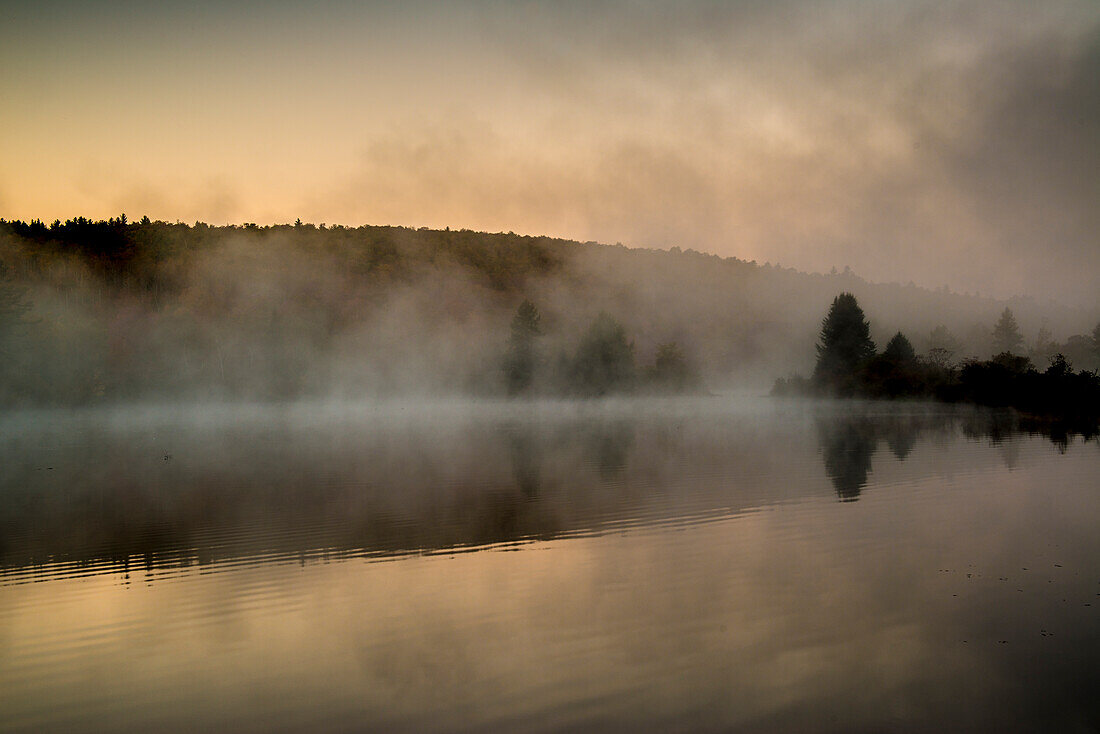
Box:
[1, 397, 1097, 733]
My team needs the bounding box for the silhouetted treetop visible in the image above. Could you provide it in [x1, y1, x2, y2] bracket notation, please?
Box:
[813, 293, 875, 396]
[883, 332, 916, 364]
[780, 293, 1100, 423]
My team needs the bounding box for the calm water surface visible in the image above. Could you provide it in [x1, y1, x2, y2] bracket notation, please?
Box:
[1, 398, 1097, 732]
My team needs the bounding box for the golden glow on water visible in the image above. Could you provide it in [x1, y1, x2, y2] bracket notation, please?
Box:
[1, 402, 1097, 731]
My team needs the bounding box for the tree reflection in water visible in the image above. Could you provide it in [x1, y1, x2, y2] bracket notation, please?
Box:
[815, 405, 1098, 501]
[0, 401, 1093, 575]
[817, 415, 879, 501]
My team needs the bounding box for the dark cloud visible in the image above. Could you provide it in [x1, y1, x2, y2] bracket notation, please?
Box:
[473, 0, 1100, 306]
[923, 28, 1100, 299]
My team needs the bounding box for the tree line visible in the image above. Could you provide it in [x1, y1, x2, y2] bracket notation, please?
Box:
[502, 300, 700, 396]
[1, 216, 1096, 405]
[0, 215, 703, 404]
[773, 293, 1100, 423]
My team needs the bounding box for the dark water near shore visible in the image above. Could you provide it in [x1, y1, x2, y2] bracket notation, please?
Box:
[1, 398, 1098, 733]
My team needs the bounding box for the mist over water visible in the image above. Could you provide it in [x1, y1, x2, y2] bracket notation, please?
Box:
[4, 1, 1099, 730]
[1, 397, 1097, 732]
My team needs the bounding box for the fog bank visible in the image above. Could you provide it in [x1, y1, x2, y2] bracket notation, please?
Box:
[0, 219, 1096, 405]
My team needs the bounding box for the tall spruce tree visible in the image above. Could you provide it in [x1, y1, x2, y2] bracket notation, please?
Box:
[813, 293, 875, 395]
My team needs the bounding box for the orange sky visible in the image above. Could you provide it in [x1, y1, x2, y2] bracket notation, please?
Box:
[2, 0, 1098, 307]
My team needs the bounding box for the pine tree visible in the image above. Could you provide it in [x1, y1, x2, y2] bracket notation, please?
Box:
[883, 332, 916, 363]
[812, 293, 876, 395]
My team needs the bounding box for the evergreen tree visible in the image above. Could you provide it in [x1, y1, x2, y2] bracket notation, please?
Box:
[882, 332, 916, 363]
[864, 331, 921, 398]
[991, 307, 1024, 355]
[812, 293, 875, 395]
[570, 313, 635, 396]
[502, 299, 542, 395]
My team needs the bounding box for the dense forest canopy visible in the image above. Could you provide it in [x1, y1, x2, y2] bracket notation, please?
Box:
[0, 217, 1097, 405]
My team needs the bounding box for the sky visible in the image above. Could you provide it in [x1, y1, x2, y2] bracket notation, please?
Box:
[1, 0, 1098, 308]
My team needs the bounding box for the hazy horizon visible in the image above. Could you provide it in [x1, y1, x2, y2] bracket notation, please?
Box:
[2, 0, 1098, 308]
[3, 3, 1099, 724]
[7, 215, 1097, 315]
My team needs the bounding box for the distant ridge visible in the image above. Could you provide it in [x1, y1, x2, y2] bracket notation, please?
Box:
[0, 216, 1096, 403]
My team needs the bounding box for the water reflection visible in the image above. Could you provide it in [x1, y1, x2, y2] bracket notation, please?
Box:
[504, 423, 544, 498]
[814, 408, 955, 499]
[1, 399, 1099, 733]
[960, 409, 1020, 445]
[0, 407, 647, 579]
[817, 415, 877, 500]
[583, 419, 636, 480]
[0, 400, 1095, 580]
[813, 404, 1097, 501]
[885, 420, 917, 461]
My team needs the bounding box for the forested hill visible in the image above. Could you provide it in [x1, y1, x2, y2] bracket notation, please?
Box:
[0, 217, 1095, 404]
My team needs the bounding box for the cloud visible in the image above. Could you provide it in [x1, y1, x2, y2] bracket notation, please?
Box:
[72, 162, 245, 224]
[4, 0, 1098, 306]
[921, 28, 1100, 299]
[308, 1, 1100, 306]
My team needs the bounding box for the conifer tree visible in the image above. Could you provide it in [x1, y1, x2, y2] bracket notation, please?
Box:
[812, 293, 875, 395]
[883, 332, 916, 363]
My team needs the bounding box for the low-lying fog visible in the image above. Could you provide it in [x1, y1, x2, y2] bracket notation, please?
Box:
[2, 222, 1097, 407]
[0, 395, 1080, 576]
